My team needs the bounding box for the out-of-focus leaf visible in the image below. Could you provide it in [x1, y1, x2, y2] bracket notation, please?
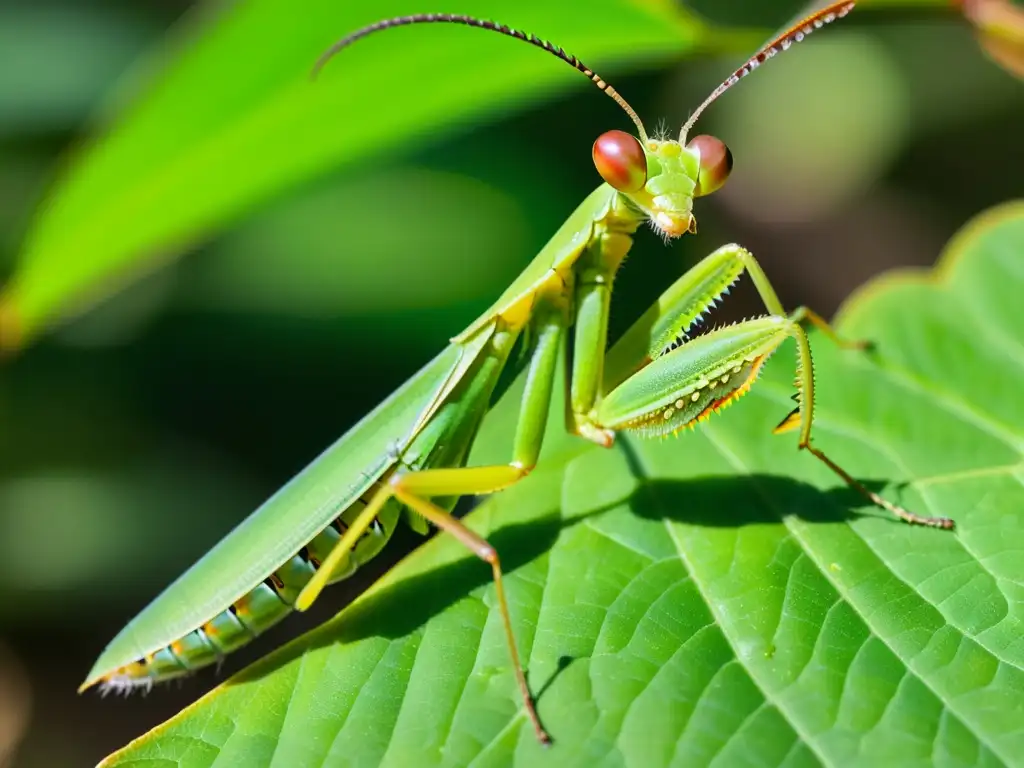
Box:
[0, 642, 30, 768]
[0, 151, 49, 261]
[0, 0, 713, 349]
[0, 447, 260, 621]
[187, 167, 531, 317]
[98, 202, 1024, 765]
[958, 0, 1024, 78]
[0, 6, 155, 136]
[707, 30, 909, 223]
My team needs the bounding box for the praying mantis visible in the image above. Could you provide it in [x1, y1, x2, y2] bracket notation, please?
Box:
[81, 0, 955, 745]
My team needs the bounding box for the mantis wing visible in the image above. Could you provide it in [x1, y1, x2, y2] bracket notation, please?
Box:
[85, 184, 617, 685]
[453, 184, 614, 342]
[83, 325, 496, 687]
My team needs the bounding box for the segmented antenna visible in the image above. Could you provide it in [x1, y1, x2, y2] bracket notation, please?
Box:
[312, 13, 650, 144]
[679, 1, 856, 141]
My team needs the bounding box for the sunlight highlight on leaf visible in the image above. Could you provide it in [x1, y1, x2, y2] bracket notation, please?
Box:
[0, 0, 706, 350]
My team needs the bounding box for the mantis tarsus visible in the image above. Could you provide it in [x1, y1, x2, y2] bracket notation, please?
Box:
[82, 0, 954, 745]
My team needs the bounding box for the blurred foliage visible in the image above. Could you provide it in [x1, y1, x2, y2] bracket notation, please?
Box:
[0, 0, 1020, 765]
[0, 0, 708, 348]
[0, 641, 30, 768]
[957, 0, 1024, 77]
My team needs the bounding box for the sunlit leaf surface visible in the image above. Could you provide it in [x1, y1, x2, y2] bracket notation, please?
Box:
[100, 203, 1024, 766]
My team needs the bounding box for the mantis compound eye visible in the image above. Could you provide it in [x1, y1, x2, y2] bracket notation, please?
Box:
[687, 134, 733, 196]
[593, 130, 648, 193]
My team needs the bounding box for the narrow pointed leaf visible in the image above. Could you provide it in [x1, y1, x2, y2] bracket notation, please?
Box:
[0, 0, 709, 349]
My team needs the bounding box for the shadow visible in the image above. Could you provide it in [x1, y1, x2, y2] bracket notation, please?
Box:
[614, 437, 881, 527]
[626, 474, 868, 527]
[535, 656, 575, 701]
[855, 339, 882, 364]
[230, 464, 906, 688]
[231, 509, 565, 684]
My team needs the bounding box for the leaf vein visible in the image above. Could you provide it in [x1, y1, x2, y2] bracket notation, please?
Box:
[625, 441, 838, 767]
[697, 422, 1013, 764]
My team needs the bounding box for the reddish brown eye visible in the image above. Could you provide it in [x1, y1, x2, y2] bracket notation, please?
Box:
[593, 130, 647, 193]
[688, 134, 733, 197]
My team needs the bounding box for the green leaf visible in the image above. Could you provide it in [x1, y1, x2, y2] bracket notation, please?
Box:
[98, 203, 1024, 766]
[0, 0, 713, 349]
[0, 5, 155, 137]
[184, 166, 534, 317]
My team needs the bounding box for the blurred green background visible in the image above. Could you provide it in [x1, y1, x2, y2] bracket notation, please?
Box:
[0, 0, 1020, 764]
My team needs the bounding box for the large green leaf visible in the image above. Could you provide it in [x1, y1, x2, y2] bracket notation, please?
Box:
[0, 0, 722, 349]
[99, 203, 1024, 766]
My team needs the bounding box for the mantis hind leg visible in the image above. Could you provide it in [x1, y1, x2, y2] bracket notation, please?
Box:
[387, 465, 547, 743]
[299, 463, 548, 742]
[297, 301, 567, 745]
[375, 305, 566, 744]
[296, 463, 549, 743]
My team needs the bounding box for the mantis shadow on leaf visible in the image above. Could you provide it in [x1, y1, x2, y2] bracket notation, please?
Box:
[228, 468, 894, 691]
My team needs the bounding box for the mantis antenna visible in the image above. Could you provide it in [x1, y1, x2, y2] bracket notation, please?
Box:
[311, 13, 651, 145]
[679, 1, 856, 141]
[313, 2, 857, 150]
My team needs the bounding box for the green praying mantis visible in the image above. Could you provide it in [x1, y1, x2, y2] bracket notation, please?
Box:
[81, 0, 955, 745]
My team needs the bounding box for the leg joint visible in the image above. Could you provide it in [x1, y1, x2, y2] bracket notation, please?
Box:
[511, 461, 534, 476]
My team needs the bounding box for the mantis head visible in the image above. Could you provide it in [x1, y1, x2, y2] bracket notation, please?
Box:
[593, 130, 732, 237]
[589, 0, 855, 238]
[313, 2, 856, 240]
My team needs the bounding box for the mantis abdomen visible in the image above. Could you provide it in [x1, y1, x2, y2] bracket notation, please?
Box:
[99, 493, 401, 693]
[97, 323, 520, 693]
